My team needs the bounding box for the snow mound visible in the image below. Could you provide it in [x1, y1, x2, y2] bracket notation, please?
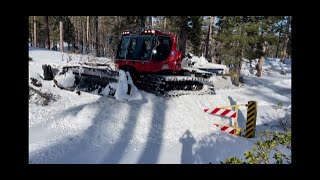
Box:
[101, 83, 117, 96]
[125, 71, 142, 101]
[191, 55, 207, 66]
[114, 70, 142, 101]
[114, 71, 129, 101]
[186, 54, 229, 73]
[54, 70, 75, 88]
[209, 76, 234, 89]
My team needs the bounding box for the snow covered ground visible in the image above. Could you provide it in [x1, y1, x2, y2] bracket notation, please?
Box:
[29, 47, 291, 164]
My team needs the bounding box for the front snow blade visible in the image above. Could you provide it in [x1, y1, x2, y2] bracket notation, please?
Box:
[56, 65, 119, 95]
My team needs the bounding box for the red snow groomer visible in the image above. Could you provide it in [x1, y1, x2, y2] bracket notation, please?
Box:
[112, 29, 219, 96]
[114, 29, 182, 74]
[59, 29, 227, 97]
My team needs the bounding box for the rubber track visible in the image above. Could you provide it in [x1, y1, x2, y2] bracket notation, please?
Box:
[136, 74, 215, 97]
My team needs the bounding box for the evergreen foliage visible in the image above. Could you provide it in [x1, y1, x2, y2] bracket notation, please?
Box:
[222, 130, 291, 164]
[28, 16, 291, 62]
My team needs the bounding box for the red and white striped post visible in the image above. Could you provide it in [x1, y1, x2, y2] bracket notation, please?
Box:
[213, 124, 238, 135]
[204, 108, 237, 118]
[204, 104, 247, 136]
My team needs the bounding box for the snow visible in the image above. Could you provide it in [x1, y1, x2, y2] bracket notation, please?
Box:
[125, 71, 142, 101]
[29, 47, 291, 164]
[54, 70, 75, 88]
[113, 70, 142, 101]
[183, 54, 229, 74]
[114, 70, 128, 101]
[29, 46, 114, 68]
[209, 75, 234, 89]
[284, 58, 291, 65]
[101, 83, 117, 96]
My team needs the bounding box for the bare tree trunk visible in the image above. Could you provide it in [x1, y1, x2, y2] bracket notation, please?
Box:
[67, 21, 70, 51]
[60, 21, 63, 52]
[282, 16, 291, 62]
[205, 16, 217, 63]
[149, 16, 153, 28]
[101, 32, 104, 57]
[86, 16, 90, 53]
[205, 16, 212, 58]
[76, 17, 80, 53]
[233, 61, 241, 86]
[256, 41, 267, 77]
[256, 17, 272, 77]
[44, 16, 50, 49]
[94, 16, 99, 57]
[140, 16, 146, 29]
[164, 17, 166, 31]
[211, 16, 217, 63]
[29, 22, 33, 46]
[117, 16, 121, 36]
[232, 41, 244, 86]
[275, 20, 283, 58]
[29, 17, 33, 46]
[33, 16, 37, 47]
[179, 28, 187, 56]
[211, 45, 217, 63]
[179, 17, 188, 56]
[82, 17, 85, 53]
[256, 57, 264, 77]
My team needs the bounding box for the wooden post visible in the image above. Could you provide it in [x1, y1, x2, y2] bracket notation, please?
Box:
[233, 105, 239, 128]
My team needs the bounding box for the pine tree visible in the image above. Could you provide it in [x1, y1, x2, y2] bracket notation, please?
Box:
[255, 16, 274, 77]
[33, 16, 37, 47]
[44, 16, 50, 49]
[189, 16, 203, 56]
[60, 20, 63, 52]
[205, 16, 213, 59]
[164, 16, 192, 56]
[216, 16, 279, 84]
[94, 16, 99, 57]
[205, 16, 217, 62]
[275, 17, 284, 58]
[149, 16, 153, 28]
[29, 17, 32, 46]
[86, 16, 90, 53]
[139, 16, 146, 29]
[281, 16, 291, 62]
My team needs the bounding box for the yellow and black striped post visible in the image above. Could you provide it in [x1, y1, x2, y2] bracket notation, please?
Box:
[245, 101, 257, 138]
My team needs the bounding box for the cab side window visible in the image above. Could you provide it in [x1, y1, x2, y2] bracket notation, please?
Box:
[153, 36, 172, 60]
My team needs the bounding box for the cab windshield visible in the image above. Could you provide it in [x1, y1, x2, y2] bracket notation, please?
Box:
[116, 35, 153, 60]
[116, 34, 172, 61]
